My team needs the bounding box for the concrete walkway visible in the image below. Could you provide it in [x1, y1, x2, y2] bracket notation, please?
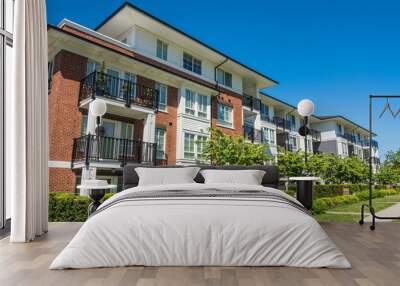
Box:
[365, 202, 400, 222]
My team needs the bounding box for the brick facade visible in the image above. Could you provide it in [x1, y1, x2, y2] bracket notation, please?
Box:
[136, 75, 178, 164]
[155, 86, 178, 164]
[211, 93, 243, 137]
[48, 50, 87, 192]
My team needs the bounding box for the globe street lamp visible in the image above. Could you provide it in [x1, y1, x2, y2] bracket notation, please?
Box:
[297, 99, 315, 167]
[90, 99, 107, 160]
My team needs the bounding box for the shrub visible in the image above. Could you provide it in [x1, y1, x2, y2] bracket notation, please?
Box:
[355, 189, 396, 200]
[375, 184, 388, 190]
[314, 184, 344, 198]
[49, 192, 116, 222]
[347, 184, 369, 194]
[312, 195, 360, 214]
[396, 186, 400, 193]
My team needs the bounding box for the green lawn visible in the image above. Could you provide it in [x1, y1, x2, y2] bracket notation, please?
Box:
[314, 213, 360, 222]
[313, 195, 400, 222]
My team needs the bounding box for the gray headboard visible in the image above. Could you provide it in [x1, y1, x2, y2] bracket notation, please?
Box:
[123, 164, 280, 190]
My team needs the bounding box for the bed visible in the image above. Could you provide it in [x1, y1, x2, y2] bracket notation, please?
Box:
[50, 165, 350, 269]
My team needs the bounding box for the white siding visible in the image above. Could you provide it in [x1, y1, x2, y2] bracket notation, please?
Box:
[121, 25, 243, 94]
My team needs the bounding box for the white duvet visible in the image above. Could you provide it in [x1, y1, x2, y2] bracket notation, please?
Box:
[50, 183, 351, 269]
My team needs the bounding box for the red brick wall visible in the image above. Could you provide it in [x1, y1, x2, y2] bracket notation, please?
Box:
[137, 75, 178, 164]
[48, 50, 87, 192]
[156, 85, 178, 164]
[211, 93, 243, 137]
[49, 169, 77, 193]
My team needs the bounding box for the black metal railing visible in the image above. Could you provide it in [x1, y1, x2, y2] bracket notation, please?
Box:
[79, 71, 159, 109]
[72, 134, 157, 167]
[242, 94, 261, 111]
[310, 129, 321, 141]
[273, 116, 293, 131]
[243, 125, 262, 143]
[362, 139, 379, 148]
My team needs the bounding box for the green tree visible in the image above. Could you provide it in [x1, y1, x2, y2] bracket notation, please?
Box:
[374, 149, 400, 184]
[202, 128, 272, 166]
[277, 147, 305, 177]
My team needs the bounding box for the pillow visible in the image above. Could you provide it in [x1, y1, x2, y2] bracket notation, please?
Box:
[200, 169, 266, 185]
[135, 167, 201, 186]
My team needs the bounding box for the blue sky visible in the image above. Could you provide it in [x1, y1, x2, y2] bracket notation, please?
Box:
[47, 0, 400, 159]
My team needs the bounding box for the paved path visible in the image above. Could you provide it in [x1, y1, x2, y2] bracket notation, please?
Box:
[365, 202, 400, 222]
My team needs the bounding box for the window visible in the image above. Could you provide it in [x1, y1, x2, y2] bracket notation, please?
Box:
[217, 103, 233, 127]
[216, 69, 232, 88]
[86, 59, 100, 75]
[185, 89, 195, 115]
[184, 133, 207, 160]
[183, 52, 202, 75]
[288, 136, 297, 151]
[197, 94, 208, 118]
[262, 127, 275, 145]
[156, 39, 168, 61]
[196, 135, 207, 160]
[121, 38, 127, 44]
[155, 83, 167, 111]
[122, 72, 136, 98]
[341, 142, 348, 155]
[48, 61, 54, 90]
[156, 128, 166, 159]
[184, 133, 195, 159]
[337, 124, 343, 135]
[80, 115, 88, 136]
[287, 114, 296, 130]
[260, 103, 269, 121]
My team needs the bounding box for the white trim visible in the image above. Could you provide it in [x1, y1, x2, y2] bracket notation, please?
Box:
[48, 161, 70, 168]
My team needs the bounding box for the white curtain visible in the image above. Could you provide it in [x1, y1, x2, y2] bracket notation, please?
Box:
[8, 0, 48, 242]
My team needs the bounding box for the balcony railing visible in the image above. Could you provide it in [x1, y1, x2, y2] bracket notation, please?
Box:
[310, 129, 321, 141]
[273, 116, 293, 131]
[242, 94, 261, 111]
[362, 139, 379, 148]
[79, 71, 159, 109]
[72, 134, 157, 167]
[243, 125, 262, 143]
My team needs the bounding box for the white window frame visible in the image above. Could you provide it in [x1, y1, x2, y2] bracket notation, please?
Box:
[183, 52, 202, 75]
[156, 39, 168, 61]
[155, 82, 168, 112]
[156, 128, 166, 159]
[185, 89, 195, 116]
[184, 89, 209, 119]
[184, 133, 196, 159]
[217, 103, 233, 128]
[183, 132, 208, 161]
[216, 68, 232, 88]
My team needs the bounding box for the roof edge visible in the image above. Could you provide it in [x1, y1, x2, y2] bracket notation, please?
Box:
[94, 2, 279, 85]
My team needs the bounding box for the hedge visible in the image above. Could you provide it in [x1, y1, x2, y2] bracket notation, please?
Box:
[49, 192, 115, 222]
[312, 188, 398, 214]
[314, 184, 344, 198]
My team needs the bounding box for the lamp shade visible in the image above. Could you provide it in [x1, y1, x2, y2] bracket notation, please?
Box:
[90, 99, 107, 117]
[297, 99, 315, 117]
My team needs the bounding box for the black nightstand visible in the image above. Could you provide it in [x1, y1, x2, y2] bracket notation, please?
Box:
[289, 177, 321, 210]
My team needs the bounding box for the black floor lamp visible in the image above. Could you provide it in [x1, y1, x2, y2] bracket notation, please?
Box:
[297, 99, 315, 170]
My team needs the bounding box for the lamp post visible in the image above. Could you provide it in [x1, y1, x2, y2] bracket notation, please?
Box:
[297, 99, 315, 169]
[90, 99, 107, 160]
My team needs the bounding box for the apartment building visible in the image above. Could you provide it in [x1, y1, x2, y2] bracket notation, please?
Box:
[47, 3, 379, 193]
[47, 3, 277, 192]
[311, 116, 380, 171]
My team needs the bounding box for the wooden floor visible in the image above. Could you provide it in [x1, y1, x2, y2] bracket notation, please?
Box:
[0, 222, 399, 286]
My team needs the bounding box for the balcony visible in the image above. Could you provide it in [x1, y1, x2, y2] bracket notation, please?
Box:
[72, 134, 157, 168]
[310, 129, 321, 141]
[242, 94, 261, 111]
[273, 116, 293, 131]
[362, 139, 379, 148]
[79, 71, 159, 110]
[243, 125, 262, 143]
